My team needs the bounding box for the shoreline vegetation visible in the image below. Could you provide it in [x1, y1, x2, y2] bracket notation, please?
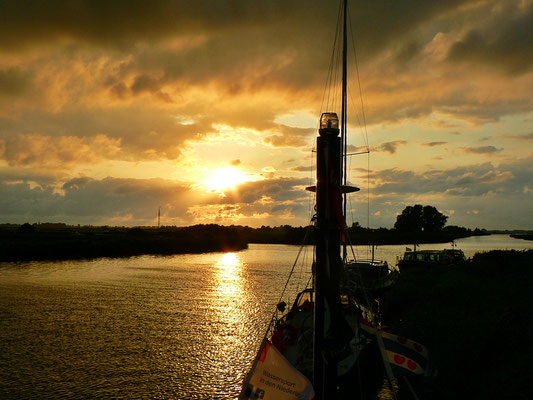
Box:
[0, 223, 248, 262]
[0, 221, 523, 262]
[510, 233, 533, 241]
[382, 249, 533, 399]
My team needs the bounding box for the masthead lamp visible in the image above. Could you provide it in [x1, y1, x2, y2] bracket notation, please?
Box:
[319, 112, 339, 136]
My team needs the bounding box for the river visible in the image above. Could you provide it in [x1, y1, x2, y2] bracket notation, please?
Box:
[0, 234, 531, 399]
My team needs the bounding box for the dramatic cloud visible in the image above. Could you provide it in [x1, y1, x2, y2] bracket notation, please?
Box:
[0, 174, 312, 226]
[447, 2, 533, 75]
[347, 155, 533, 229]
[1, 0, 533, 228]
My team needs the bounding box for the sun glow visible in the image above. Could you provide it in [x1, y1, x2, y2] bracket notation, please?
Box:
[203, 166, 250, 192]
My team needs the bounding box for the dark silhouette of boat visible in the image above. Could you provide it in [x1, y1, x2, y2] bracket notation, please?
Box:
[397, 248, 466, 272]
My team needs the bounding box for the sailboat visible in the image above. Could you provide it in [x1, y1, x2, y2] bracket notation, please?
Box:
[240, 1, 432, 399]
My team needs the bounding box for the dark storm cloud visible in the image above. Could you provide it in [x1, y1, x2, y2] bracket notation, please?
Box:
[375, 141, 407, 154]
[508, 132, 533, 141]
[0, 177, 193, 222]
[0, 1, 472, 52]
[0, 181, 61, 218]
[421, 141, 447, 147]
[448, 2, 533, 75]
[0, 67, 31, 96]
[0, 167, 59, 186]
[0, 0, 479, 94]
[368, 158, 533, 197]
[130, 74, 173, 102]
[0, 0, 272, 50]
[58, 176, 194, 218]
[291, 165, 314, 172]
[0, 0, 527, 145]
[461, 146, 503, 155]
[371, 155, 533, 229]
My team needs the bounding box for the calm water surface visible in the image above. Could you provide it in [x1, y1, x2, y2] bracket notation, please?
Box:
[0, 235, 531, 399]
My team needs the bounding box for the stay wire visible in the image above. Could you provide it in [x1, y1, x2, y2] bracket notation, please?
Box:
[265, 225, 313, 335]
[348, 5, 369, 145]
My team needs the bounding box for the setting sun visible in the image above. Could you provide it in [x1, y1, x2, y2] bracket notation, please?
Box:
[203, 167, 250, 192]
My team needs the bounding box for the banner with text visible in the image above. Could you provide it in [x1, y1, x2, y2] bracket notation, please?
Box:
[239, 339, 314, 400]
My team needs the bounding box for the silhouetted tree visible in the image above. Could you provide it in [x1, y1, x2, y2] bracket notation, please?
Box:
[394, 204, 448, 232]
[421, 205, 448, 232]
[17, 223, 35, 234]
[394, 204, 424, 231]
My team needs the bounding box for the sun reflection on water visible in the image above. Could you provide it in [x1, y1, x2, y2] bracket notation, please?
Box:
[215, 252, 243, 297]
[209, 251, 256, 394]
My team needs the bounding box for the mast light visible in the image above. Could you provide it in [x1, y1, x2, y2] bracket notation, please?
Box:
[320, 112, 339, 129]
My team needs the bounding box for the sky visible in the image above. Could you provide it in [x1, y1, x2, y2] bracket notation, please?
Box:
[1, 0, 533, 229]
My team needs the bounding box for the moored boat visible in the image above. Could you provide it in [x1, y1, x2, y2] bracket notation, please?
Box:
[344, 258, 399, 301]
[397, 248, 466, 272]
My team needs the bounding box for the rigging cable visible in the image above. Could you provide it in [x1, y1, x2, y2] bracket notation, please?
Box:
[348, 5, 372, 231]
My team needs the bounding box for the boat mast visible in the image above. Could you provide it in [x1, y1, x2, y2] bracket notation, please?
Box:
[313, 2, 353, 398]
[314, 113, 342, 400]
[341, 0, 348, 262]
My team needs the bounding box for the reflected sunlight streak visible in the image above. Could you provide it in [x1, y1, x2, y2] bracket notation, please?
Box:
[215, 252, 242, 297]
[211, 251, 252, 377]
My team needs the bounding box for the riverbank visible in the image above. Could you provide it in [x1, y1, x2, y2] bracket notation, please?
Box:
[0, 225, 247, 262]
[0, 222, 488, 261]
[510, 233, 533, 241]
[381, 249, 532, 399]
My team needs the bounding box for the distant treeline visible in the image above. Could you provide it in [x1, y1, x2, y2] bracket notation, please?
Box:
[510, 233, 533, 241]
[0, 224, 248, 262]
[0, 222, 488, 262]
[229, 223, 488, 245]
[345, 223, 488, 245]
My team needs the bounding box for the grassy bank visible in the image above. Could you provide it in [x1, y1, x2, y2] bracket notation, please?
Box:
[381, 250, 532, 399]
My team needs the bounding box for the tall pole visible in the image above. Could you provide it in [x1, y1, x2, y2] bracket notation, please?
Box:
[314, 118, 342, 400]
[158, 206, 161, 229]
[341, 0, 348, 261]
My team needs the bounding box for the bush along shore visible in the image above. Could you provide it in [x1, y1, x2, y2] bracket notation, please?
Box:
[380, 249, 533, 399]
